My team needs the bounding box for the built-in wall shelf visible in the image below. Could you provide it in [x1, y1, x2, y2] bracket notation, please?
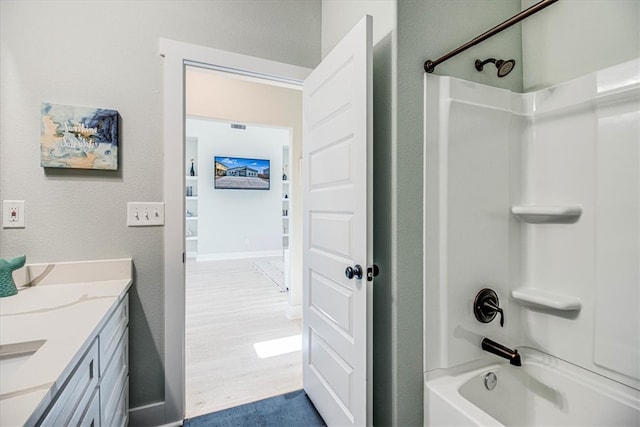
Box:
[512, 288, 582, 311]
[282, 145, 290, 251]
[511, 205, 582, 224]
[186, 137, 199, 254]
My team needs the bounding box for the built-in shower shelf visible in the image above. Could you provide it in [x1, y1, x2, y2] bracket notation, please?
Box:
[511, 205, 582, 224]
[512, 288, 582, 311]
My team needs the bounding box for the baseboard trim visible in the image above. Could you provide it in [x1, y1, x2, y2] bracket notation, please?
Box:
[196, 250, 282, 262]
[129, 401, 179, 427]
[286, 304, 302, 320]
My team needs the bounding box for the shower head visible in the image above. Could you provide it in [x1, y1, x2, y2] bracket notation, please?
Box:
[475, 58, 516, 78]
[496, 59, 516, 77]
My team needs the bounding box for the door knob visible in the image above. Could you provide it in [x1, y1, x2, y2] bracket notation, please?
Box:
[345, 265, 363, 280]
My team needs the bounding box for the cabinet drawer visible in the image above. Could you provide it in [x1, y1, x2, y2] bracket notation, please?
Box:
[100, 295, 128, 376]
[101, 328, 128, 425]
[39, 339, 99, 426]
[106, 377, 128, 427]
[68, 387, 100, 427]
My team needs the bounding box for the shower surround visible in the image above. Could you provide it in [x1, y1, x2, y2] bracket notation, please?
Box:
[423, 59, 639, 424]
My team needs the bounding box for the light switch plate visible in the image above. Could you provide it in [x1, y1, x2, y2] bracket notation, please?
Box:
[3, 200, 25, 228]
[127, 202, 165, 227]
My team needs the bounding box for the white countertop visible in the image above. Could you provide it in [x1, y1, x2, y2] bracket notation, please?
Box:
[0, 259, 132, 427]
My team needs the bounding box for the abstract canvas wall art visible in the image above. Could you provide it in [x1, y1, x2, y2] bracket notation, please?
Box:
[41, 103, 119, 170]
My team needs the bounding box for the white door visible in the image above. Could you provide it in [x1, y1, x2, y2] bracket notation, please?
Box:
[302, 15, 373, 426]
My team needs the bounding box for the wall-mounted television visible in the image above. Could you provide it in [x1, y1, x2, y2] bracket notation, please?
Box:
[214, 156, 270, 190]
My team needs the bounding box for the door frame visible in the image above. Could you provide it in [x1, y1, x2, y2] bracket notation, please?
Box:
[160, 38, 311, 425]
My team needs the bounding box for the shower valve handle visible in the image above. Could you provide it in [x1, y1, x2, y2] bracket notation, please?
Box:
[474, 288, 504, 327]
[483, 300, 504, 327]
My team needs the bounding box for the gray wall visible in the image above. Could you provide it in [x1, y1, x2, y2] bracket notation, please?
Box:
[0, 0, 320, 409]
[522, 0, 640, 91]
[414, 1, 525, 90]
[396, 2, 522, 426]
[321, 0, 396, 58]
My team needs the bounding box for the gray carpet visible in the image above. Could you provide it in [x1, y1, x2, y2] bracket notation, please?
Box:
[183, 389, 326, 427]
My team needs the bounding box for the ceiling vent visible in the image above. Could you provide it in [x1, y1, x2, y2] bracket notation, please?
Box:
[230, 123, 246, 130]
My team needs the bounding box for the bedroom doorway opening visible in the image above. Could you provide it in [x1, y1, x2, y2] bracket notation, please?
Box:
[183, 66, 304, 418]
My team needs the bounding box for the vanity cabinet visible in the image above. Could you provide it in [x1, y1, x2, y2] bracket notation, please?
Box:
[38, 338, 99, 426]
[37, 295, 129, 427]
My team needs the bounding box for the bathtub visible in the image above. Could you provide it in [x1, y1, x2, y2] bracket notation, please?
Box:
[425, 348, 640, 426]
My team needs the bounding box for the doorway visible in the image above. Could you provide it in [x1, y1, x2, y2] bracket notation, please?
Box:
[161, 30, 374, 424]
[161, 38, 311, 422]
[182, 65, 306, 418]
[184, 116, 299, 418]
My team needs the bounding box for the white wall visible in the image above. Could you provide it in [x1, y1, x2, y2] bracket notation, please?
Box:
[522, 0, 640, 91]
[517, 60, 640, 390]
[186, 119, 287, 259]
[424, 75, 518, 372]
[185, 66, 304, 314]
[0, 0, 320, 411]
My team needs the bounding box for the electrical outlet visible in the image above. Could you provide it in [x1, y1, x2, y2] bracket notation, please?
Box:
[3, 200, 25, 228]
[127, 202, 165, 227]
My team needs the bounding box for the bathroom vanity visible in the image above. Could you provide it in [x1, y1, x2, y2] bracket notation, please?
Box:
[0, 258, 132, 426]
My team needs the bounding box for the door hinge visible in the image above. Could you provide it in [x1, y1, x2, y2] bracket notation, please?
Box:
[183, 252, 185, 263]
[367, 264, 379, 282]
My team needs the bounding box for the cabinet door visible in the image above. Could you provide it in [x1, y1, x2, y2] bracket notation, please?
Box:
[111, 378, 129, 427]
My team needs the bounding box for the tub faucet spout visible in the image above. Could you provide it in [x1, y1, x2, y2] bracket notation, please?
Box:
[481, 338, 521, 366]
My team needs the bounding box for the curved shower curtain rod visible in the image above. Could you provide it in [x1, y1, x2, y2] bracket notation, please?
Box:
[424, 0, 559, 74]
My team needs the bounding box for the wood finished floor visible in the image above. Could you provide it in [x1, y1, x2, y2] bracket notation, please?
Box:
[185, 257, 302, 418]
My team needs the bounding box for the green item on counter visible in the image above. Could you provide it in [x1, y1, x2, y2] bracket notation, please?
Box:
[0, 255, 26, 297]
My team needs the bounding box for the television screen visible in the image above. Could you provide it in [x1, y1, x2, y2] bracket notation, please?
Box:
[214, 156, 270, 190]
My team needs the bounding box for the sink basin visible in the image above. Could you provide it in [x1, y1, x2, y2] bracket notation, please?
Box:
[0, 340, 46, 385]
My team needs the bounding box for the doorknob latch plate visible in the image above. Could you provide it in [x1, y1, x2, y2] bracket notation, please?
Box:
[367, 265, 379, 282]
[346, 264, 379, 281]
